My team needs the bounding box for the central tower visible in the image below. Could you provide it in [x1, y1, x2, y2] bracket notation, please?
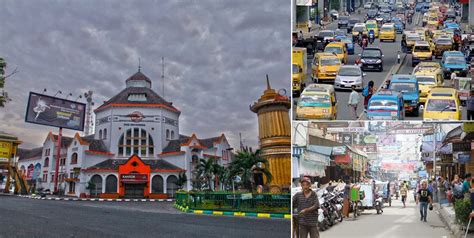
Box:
[250, 77, 291, 193]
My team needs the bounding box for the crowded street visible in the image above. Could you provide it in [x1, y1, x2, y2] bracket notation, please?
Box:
[293, 1, 471, 120]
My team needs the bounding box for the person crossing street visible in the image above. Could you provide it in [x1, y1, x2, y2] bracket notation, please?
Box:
[293, 176, 320, 238]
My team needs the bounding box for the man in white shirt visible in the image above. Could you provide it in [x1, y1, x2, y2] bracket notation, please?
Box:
[348, 85, 361, 120]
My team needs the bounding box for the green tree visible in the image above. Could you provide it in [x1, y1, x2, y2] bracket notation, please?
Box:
[195, 158, 216, 191]
[0, 58, 16, 107]
[330, 0, 340, 11]
[174, 172, 187, 189]
[229, 148, 272, 192]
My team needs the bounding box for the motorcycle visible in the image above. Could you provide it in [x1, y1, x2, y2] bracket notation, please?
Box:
[368, 33, 375, 44]
[374, 192, 384, 214]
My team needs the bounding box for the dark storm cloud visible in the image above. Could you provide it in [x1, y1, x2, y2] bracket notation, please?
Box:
[0, 0, 290, 149]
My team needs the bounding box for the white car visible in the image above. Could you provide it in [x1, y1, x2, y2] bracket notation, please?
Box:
[364, 2, 373, 9]
[334, 65, 366, 90]
[330, 10, 339, 20]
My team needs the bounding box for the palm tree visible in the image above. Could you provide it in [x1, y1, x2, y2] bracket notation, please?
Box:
[195, 158, 215, 191]
[174, 172, 187, 190]
[229, 148, 272, 192]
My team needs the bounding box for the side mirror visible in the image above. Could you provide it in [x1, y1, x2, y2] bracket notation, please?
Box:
[382, 54, 385, 57]
[363, 73, 367, 77]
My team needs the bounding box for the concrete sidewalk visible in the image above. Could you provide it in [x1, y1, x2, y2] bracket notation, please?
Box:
[437, 202, 474, 238]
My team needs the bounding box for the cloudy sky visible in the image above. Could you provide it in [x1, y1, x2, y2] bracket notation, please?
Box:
[0, 0, 290, 149]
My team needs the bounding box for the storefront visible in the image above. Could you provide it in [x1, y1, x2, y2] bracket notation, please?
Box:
[298, 145, 331, 184]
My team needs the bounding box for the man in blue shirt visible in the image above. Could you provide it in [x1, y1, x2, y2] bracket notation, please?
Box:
[463, 173, 472, 194]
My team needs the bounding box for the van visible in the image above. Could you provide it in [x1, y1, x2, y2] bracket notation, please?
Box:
[412, 62, 444, 104]
[324, 42, 348, 64]
[380, 23, 396, 42]
[292, 47, 308, 96]
[312, 53, 342, 83]
[296, 84, 337, 120]
[388, 74, 420, 116]
[412, 41, 433, 67]
[366, 90, 405, 120]
[423, 87, 461, 120]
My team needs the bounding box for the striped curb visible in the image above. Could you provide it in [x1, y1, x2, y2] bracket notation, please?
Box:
[17, 195, 173, 202]
[176, 205, 290, 219]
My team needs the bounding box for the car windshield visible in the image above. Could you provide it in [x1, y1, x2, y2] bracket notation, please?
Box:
[416, 76, 436, 85]
[298, 95, 331, 107]
[368, 10, 377, 15]
[338, 67, 361, 76]
[368, 100, 398, 110]
[390, 82, 416, 92]
[445, 57, 466, 65]
[362, 49, 381, 58]
[325, 47, 343, 54]
[436, 39, 451, 45]
[429, 17, 438, 21]
[353, 26, 366, 32]
[339, 16, 349, 21]
[407, 35, 421, 41]
[366, 23, 377, 28]
[335, 30, 345, 36]
[320, 57, 340, 65]
[426, 99, 457, 112]
[349, 19, 359, 24]
[319, 31, 334, 37]
[381, 26, 393, 32]
[341, 39, 352, 44]
[414, 46, 431, 52]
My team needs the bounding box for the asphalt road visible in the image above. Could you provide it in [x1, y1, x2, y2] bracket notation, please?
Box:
[0, 196, 290, 238]
[293, 10, 467, 121]
[321, 191, 453, 238]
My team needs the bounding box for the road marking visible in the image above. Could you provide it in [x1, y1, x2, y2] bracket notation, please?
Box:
[257, 213, 271, 218]
[141, 199, 147, 202]
[158, 199, 164, 202]
[125, 199, 130, 202]
[107, 199, 113, 202]
[150, 199, 155, 202]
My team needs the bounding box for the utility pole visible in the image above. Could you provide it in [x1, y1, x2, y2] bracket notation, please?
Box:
[433, 123, 437, 180]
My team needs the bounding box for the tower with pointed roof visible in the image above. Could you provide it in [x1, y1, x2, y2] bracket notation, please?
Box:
[250, 77, 291, 193]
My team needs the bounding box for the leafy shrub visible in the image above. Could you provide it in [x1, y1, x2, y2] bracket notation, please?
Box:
[454, 198, 471, 227]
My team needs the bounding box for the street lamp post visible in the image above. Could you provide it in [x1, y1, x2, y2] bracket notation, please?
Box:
[433, 123, 437, 180]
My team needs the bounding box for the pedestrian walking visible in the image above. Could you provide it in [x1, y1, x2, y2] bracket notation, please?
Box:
[400, 181, 408, 208]
[401, 34, 407, 53]
[432, 179, 438, 203]
[348, 85, 361, 120]
[452, 174, 464, 205]
[467, 89, 474, 120]
[438, 176, 449, 203]
[362, 81, 375, 111]
[343, 179, 351, 218]
[298, 31, 304, 40]
[416, 180, 433, 222]
[308, 20, 312, 33]
[293, 176, 320, 238]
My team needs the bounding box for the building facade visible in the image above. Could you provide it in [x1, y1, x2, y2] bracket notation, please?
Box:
[17, 71, 232, 198]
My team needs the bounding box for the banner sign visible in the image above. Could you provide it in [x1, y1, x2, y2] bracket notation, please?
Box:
[388, 128, 432, 134]
[25, 92, 86, 131]
[327, 127, 366, 133]
[26, 165, 34, 180]
[381, 162, 415, 171]
[0, 141, 12, 162]
[296, 0, 313, 6]
[332, 146, 346, 155]
[352, 145, 377, 153]
[341, 133, 353, 144]
[121, 174, 148, 183]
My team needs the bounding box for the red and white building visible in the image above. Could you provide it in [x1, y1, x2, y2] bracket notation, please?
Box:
[17, 70, 233, 198]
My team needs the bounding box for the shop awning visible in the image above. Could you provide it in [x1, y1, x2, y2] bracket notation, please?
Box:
[306, 145, 333, 156]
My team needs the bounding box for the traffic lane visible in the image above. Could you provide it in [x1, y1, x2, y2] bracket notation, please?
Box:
[322, 191, 452, 238]
[0, 196, 290, 238]
[397, 52, 468, 120]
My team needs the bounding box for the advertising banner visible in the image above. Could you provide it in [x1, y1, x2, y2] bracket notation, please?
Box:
[26, 165, 34, 180]
[381, 162, 415, 171]
[332, 146, 346, 155]
[341, 133, 353, 144]
[0, 141, 11, 163]
[25, 92, 86, 131]
[327, 127, 365, 133]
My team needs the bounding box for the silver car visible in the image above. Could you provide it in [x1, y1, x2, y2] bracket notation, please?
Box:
[334, 65, 366, 90]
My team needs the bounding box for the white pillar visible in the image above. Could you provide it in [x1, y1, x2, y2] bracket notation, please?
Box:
[163, 175, 167, 194]
[292, 0, 297, 31]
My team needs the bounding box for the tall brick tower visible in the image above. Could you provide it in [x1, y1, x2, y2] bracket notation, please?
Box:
[250, 76, 291, 193]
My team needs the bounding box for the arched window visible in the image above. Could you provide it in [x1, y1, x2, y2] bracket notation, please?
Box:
[171, 131, 175, 140]
[118, 128, 154, 157]
[105, 175, 117, 193]
[152, 175, 164, 193]
[103, 128, 107, 139]
[166, 175, 178, 197]
[44, 157, 49, 167]
[71, 153, 78, 164]
[99, 130, 102, 140]
[166, 129, 170, 140]
[90, 175, 103, 196]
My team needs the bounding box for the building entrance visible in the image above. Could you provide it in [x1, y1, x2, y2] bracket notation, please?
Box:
[124, 183, 145, 198]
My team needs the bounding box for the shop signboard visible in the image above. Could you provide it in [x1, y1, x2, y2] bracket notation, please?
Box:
[363, 135, 377, 144]
[327, 127, 365, 133]
[0, 141, 11, 162]
[121, 174, 148, 183]
[296, 0, 313, 6]
[25, 92, 86, 131]
[456, 153, 471, 164]
[332, 146, 346, 155]
[463, 122, 474, 133]
[341, 133, 353, 145]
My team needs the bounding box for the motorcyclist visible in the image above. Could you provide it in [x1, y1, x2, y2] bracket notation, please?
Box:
[361, 34, 368, 48]
[369, 29, 375, 44]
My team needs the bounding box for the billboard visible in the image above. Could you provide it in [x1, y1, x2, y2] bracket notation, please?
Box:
[25, 92, 86, 131]
[0, 141, 11, 163]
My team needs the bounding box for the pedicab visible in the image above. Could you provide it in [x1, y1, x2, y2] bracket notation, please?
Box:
[349, 184, 364, 218]
[375, 181, 392, 207]
[359, 183, 384, 214]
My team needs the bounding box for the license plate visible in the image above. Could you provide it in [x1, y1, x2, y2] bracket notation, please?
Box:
[454, 71, 460, 74]
[368, 65, 374, 68]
